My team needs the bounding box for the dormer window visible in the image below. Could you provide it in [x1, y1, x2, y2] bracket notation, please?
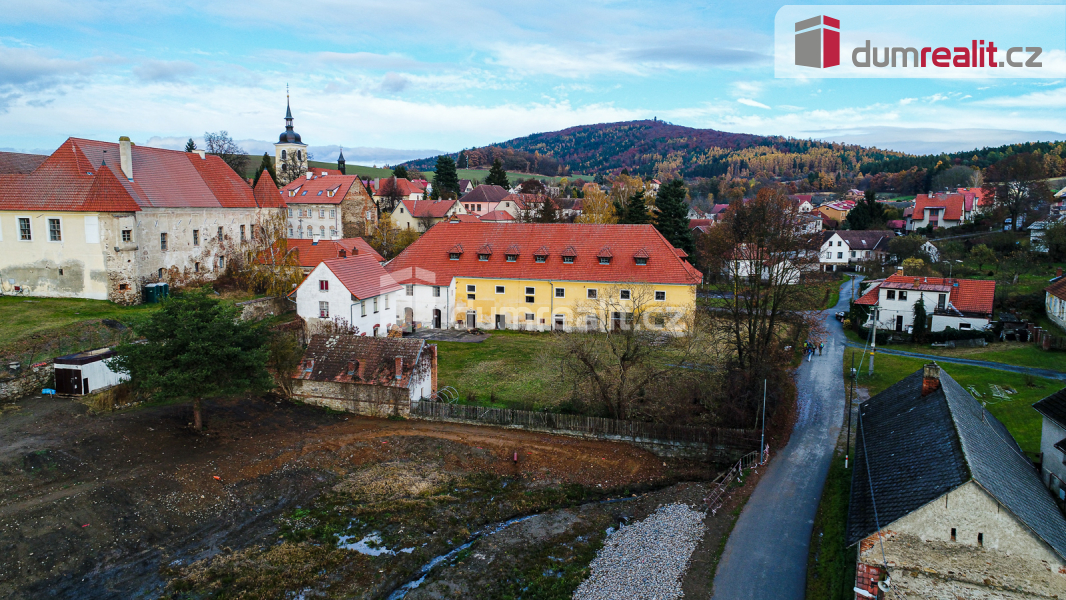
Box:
[562, 256, 574, 264]
[449, 252, 461, 260]
[635, 257, 648, 265]
[599, 257, 610, 265]
[478, 254, 490, 261]
[535, 255, 546, 263]
[506, 254, 517, 262]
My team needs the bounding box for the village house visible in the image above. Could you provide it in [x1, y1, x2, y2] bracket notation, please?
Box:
[723, 245, 804, 285]
[795, 212, 823, 235]
[479, 210, 514, 223]
[789, 195, 815, 213]
[818, 230, 893, 272]
[385, 222, 702, 332]
[294, 254, 402, 336]
[458, 184, 513, 216]
[854, 271, 996, 333]
[848, 364, 1066, 599]
[284, 237, 384, 275]
[1034, 387, 1066, 504]
[0, 138, 275, 304]
[372, 177, 426, 213]
[1046, 270, 1066, 333]
[457, 179, 474, 196]
[390, 199, 466, 232]
[292, 334, 437, 417]
[815, 199, 855, 224]
[280, 171, 376, 240]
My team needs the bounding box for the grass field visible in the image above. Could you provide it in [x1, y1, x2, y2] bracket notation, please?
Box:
[434, 331, 563, 408]
[805, 451, 856, 600]
[846, 349, 1058, 456]
[0, 297, 158, 350]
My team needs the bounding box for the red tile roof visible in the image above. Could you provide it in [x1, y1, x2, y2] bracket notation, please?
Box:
[913, 193, 964, 221]
[401, 199, 460, 218]
[480, 210, 513, 222]
[280, 173, 362, 205]
[288, 237, 384, 267]
[447, 214, 484, 223]
[385, 222, 703, 286]
[375, 177, 424, 197]
[322, 254, 402, 300]
[0, 151, 47, 175]
[855, 273, 995, 315]
[1047, 277, 1066, 301]
[689, 218, 714, 230]
[253, 174, 284, 208]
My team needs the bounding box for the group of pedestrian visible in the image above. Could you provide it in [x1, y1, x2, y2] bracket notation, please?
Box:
[804, 341, 824, 361]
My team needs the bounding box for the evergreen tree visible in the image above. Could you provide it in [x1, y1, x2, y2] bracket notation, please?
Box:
[535, 197, 560, 223]
[654, 179, 694, 256]
[912, 296, 928, 343]
[433, 155, 460, 199]
[485, 158, 510, 188]
[392, 164, 409, 180]
[252, 152, 277, 188]
[184, 138, 197, 152]
[457, 150, 468, 168]
[616, 190, 650, 224]
[845, 189, 885, 230]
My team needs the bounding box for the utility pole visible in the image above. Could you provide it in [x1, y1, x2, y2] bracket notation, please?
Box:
[845, 353, 855, 469]
[760, 379, 767, 463]
[868, 306, 878, 376]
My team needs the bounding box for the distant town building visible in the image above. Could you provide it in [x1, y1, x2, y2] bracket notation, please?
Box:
[274, 93, 308, 184]
[279, 172, 376, 240]
[1046, 269, 1066, 333]
[818, 230, 893, 272]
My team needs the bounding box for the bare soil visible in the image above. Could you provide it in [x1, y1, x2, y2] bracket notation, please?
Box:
[0, 394, 709, 599]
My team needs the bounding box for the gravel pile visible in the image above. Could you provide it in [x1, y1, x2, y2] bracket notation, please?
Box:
[574, 502, 706, 600]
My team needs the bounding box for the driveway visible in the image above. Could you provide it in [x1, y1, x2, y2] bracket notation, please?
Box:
[840, 342, 1066, 381]
[711, 276, 860, 600]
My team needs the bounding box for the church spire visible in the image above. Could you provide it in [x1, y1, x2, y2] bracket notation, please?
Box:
[284, 84, 294, 124]
[337, 147, 346, 174]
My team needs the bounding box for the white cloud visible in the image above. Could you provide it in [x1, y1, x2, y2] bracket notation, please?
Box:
[737, 98, 770, 109]
[133, 60, 197, 82]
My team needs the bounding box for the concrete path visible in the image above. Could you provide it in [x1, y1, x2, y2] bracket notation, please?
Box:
[710, 277, 859, 600]
[841, 342, 1066, 381]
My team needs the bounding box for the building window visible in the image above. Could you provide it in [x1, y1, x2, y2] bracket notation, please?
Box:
[406, 284, 414, 296]
[977, 533, 983, 546]
[635, 257, 648, 266]
[587, 289, 597, 299]
[562, 256, 574, 264]
[48, 218, 62, 241]
[287, 208, 293, 217]
[960, 322, 972, 330]
[478, 254, 490, 261]
[319, 280, 328, 291]
[836, 252, 843, 259]
[158, 268, 164, 279]
[307, 225, 313, 237]
[217, 226, 223, 240]
[385, 294, 389, 309]
[598, 257, 610, 265]
[938, 293, 947, 310]
[320, 226, 325, 237]
[240, 225, 247, 241]
[160, 232, 168, 251]
[950, 528, 956, 542]
[330, 209, 336, 218]
[361, 301, 367, 317]
[496, 285, 505, 294]
[467, 284, 476, 293]
[119, 283, 128, 291]
[192, 229, 200, 246]
[837, 241, 842, 247]
[850, 251, 855, 258]
[281, 150, 287, 160]
[289, 227, 294, 237]
[535, 255, 546, 263]
[886, 290, 895, 300]
[506, 254, 517, 262]
[319, 209, 325, 218]
[319, 301, 329, 318]
[450, 253, 460, 260]
[121, 229, 131, 243]
[373, 297, 379, 312]
[525, 286, 535, 295]
[526, 295, 534, 303]
[467, 293, 475, 300]
[555, 288, 564, 298]
[525, 313, 534, 321]
[899, 291, 908, 301]
[620, 289, 631, 300]
[194, 262, 200, 273]
[16, 217, 30, 240]
[218, 256, 225, 269]
[433, 286, 441, 297]
[654, 291, 666, 301]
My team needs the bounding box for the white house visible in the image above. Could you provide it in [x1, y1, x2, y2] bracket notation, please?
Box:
[1034, 389, 1066, 503]
[818, 230, 893, 272]
[855, 272, 996, 333]
[295, 255, 402, 336]
[1047, 272, 1066, 333]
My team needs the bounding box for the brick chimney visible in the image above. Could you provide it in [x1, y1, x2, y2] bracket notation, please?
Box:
[1058, 267, 1063, 279]
[118, 136, 133, 181]
[356, 360, 365, 381]
[395, 356, 403, 379]
[921, 363, 941, 396]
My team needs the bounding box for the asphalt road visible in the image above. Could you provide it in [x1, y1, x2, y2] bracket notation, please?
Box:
[710, 277, 859, 600]
[841, 342, 1066, 381]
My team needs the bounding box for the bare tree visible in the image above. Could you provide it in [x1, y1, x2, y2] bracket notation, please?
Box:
[982, 153, 1051, 231]
[240, 209, 305, 297]
[204, 131, 248, 177]
[277, 150, 307, 185]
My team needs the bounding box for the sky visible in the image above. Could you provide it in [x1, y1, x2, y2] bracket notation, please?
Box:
[3, 0, 1066, 163]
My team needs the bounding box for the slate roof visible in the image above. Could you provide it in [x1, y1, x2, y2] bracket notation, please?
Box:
[461, 184, 510, 204]
[0, 151, 48, 175]
[385, 222, 703, 287]
[848, 366, 1066, 561]
[279, 173, 362, 205]
[296, 334, 427, 388]
[1034, 387, 1066, 429]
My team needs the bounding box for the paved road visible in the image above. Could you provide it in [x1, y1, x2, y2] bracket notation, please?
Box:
[711, 277, 859, 600]
[841, 342, 1066, 381]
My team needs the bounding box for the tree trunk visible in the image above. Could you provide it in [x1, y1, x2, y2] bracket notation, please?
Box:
[193, 397, 203, 431]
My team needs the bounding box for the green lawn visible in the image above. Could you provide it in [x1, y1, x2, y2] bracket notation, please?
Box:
[434, 331, 562, 408]
[0, 297, 158, 351]
[805, 451, 857, 600]
[847, 340, 1066, 374]
[847, 349, 1059, 456]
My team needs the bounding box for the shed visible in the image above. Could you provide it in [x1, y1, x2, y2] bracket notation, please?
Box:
[53, 347, 127, 395]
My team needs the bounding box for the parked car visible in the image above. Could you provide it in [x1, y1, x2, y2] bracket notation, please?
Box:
[835, 311, 846, 321]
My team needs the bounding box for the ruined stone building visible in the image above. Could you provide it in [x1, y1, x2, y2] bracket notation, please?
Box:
[848, 363, 1066, 599]
[292, 334, 437, 417]
[0, 138, 284, 304]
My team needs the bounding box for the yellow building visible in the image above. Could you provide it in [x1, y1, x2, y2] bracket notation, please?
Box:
[385, 222, 702, 332]
[815, 200, 855, 224]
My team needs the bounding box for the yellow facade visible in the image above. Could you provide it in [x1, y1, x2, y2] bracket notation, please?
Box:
[451, 276, 696, 332]
[0, 211, 110, 299]
[816, 205, 850, 223]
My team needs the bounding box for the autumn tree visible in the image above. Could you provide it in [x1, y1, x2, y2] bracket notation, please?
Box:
[887, 234, 929, 262]
[240, 208, 304, 296]
[518, 178, 547, 195]
[970, 244, 997, 270]
[608, 174, 646, 212]
[367, 213, 419, 260]
[485, 158, 510, 188]
[203, 131, 248, 177]
[982, 153, 1051, 230]
[110, 289, 273, 431]
[653, 179, 694, 256]
[576, 183, 616, 224]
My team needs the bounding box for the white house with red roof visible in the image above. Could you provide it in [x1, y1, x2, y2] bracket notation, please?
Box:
[0, 137, 275, 304]
[284, 238, 384, 275]
[294, 255, 402, 336]
[907, 189, 990, 231]
[279, 171, 376, 240]
[390, 199, 467, 231]
[854, 271, 996, 333]
[385, 222, 702, 332]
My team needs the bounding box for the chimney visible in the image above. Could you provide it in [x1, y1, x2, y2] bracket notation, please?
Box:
[193, 149, 206, 160]
[921, 363, 941, 396]
[395, 356, 403, 379]
[306, 172, 314, 180]
[1058, 268, 1063, 279]
[118, 136, 133, 181]
[356, 360, 365, 381]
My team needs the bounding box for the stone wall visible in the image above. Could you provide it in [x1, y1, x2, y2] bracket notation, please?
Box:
[238, 296, 290, 321]
[292, 379, 412, 417]
[0, 362, 55, 402]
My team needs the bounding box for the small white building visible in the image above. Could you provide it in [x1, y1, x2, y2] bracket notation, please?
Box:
[818, 230, 893, 272]
[1034, 389, 1066, 502]
[855, 271, 996, 333]
[54, 347, 127, 395]
[294, 255, 402, 337]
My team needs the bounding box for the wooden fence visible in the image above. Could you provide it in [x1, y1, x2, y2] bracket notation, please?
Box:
[410, 401, 760, 458]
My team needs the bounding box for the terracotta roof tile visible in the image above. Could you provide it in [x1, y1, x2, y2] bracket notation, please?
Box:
[253, 174, 285, 208]
[323, 254, 402, 300]
[0, 151, 47, 175]
[280, 173, 361, 205]
[1047, 277, 1066, 301]
[286, 238, 383, 267]
[297, 334, 427, 388]
[860, 273, 995, 314]
[913, 193, 965, 221]
[480, 210, 513, 222]
[401, 199, 459, 218]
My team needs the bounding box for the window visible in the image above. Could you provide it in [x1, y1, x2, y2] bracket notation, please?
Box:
[307, 225, 313, 236]
[950, 528, 956, 542]
[158, 268, 164, 279]
[836, 252, 843, 259]
[525, 313, 535, 321]
[406, 284, 414, 296]
[599, 257, 610, 265]
[361, 301, 367, 317]
[433, 286, 441, 297]
[555, 288, 565, 298]
[587, 289, 597, 299]
[620, 289, 631, 300]
[287, 208, 293, 217]
[373, 297, 379, 313]
[281, 150, 287, 160]
[635, 257, 648, 266]
[192, 229, 200, 246]
[653, 315, 666, 327]
[194, 262, 200, 273]
[535, 255, 547, 263]
[977, 533, 983, 546]
[330, 209, 336, 218]
[289, 227, 294, 237]
[477, 204, 482, 211]
[526, 295, 534, 303]
[562, 256, 574, 264]
[385, 294, 389, 309]
[467, 284, 476, 293]
[217, 226, 223, 240]
[319, 209, 325, 219]
[218, 256, 225, 269]
[160, 232, 168, 251]
[938, 293, 947, 310]
[506, 254, 517, 262]
[449, 253, 461, 260]
[467, 293, 476, 300]
[319, 226, 325, 237]
[837, 241, 842, 247]
[886, 290, 896, 300]
[478, 254, 490, 261]
[319, 280, 329, 291]
[319, 301, 329, 318]
[960, 322, 972, 330]
[48, 218, 61, 241]
[495, 285, 505, 294]
[899, 291, 908, 301]
[119, 283, 128, 291]
[654, 291, 666, 301]
[240, 225, 246, 241]
[850, 251, 855, 258]
[16, 217, 30, 240]
[121, 229, 132, 243]
[525, 286, 535, 295]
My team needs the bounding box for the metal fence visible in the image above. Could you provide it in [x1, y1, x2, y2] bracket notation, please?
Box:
[410, 400, 760, 449]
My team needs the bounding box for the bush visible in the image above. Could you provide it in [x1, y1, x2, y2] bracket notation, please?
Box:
[927, 327, 994, 343]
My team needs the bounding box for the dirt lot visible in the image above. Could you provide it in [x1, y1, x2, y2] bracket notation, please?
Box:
[0, 394, 710, 599]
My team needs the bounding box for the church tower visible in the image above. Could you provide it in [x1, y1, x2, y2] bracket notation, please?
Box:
[337, 147, 346, 175]
[274, 87, 308, 184]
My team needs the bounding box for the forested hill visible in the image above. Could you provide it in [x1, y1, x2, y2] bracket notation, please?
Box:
[401, 119, 910, 179]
